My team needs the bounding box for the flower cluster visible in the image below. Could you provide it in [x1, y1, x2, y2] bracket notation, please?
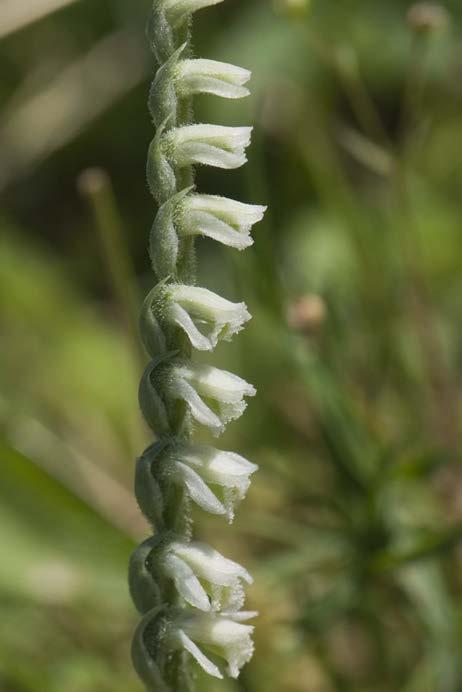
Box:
[130, 0, 265, 689]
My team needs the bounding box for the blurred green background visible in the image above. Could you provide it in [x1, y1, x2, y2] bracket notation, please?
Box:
[2, 0, 462, 690]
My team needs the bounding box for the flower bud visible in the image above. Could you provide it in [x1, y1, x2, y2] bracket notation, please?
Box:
[164, 125, 252, 170]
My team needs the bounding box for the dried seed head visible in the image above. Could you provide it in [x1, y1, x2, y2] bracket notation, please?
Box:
[287, 295, 327, 334]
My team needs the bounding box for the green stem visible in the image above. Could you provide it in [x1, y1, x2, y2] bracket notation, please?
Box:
[78, 167, 144, 370]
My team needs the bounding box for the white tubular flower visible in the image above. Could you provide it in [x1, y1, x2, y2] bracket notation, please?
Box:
[164, 0, 224, 25]
[165, 284, 251, 351]
[168, 443, 258, 522]
[168, 611, 256, 679]
[161, 540, 252, 612]
[176, 59, 251, 99]
[165, 362, 256, 434]
[179, 194, 266, 250]
[165, 125, 252, 169]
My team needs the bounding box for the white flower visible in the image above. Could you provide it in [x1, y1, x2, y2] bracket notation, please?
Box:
[167, 443, 258, 522]
[178, 194, 266, 250]
[165, 362, 256, 434]
[164, 284, 251, 351]
[164, 0, 224, 25]
[150, 47, 250, 125]
[168, 611, 256, 679]
[149, 190, 265, 277]
[176, 59, 251, 99]
[161, 540, 252, 611]
[165, 125, 252, 169]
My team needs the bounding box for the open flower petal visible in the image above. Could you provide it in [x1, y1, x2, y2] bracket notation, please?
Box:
[179, 194, 266, 250]
[163, 552, 211, 611]
[167, 443, 258, 522]
[161, 540, 252, 611]
[171, 460, 227, 515]
[170, 612, 255, 679]
[165, 285, 251, 350]
[166, 362, 256, 434]
[175, 629, 223, 678]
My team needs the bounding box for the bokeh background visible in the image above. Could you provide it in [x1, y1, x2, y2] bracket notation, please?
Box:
[2, 0, 462, 690]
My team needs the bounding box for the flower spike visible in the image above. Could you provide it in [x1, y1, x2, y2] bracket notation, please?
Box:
[131, 0, 264, 687]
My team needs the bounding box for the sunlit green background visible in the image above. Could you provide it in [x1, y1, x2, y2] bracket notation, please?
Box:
[2, 0, 462, 690]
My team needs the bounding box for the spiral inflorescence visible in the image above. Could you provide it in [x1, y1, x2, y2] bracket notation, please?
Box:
[129, 1, 266, 689]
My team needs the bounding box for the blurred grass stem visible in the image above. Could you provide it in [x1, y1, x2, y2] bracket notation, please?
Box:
[79, 168, 144, 371]
[400, 32, 432, 140]
[394, 29, 458, 447]
[299, 24, 389, 147]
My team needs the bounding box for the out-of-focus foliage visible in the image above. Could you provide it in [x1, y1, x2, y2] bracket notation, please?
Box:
[2, 0, 462, 690]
